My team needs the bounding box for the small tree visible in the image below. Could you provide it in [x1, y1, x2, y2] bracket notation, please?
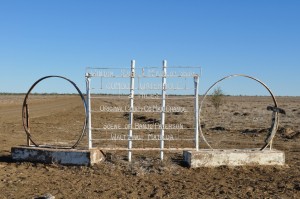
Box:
[209, 87, 225, 111]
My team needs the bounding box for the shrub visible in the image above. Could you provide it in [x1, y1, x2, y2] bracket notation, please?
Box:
[209, 87, 225, 111]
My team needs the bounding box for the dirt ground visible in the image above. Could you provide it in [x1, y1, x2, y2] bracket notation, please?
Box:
[0, 94, 300, 198]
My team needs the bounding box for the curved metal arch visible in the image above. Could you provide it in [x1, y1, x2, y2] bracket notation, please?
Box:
[22, 75, 87, 149]
[199, 74, 279, 150]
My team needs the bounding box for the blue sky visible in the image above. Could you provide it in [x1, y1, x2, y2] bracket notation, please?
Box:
[0, 0, 299, 95]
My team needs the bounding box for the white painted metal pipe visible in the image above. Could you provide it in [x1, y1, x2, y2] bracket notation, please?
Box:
[128, 60, 135, 162]
[160, 60, 167, 160]
[194, 75, 199, 151]
[86, 74, 92, 149]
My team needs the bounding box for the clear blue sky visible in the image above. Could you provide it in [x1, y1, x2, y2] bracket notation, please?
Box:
[0, 0, 299, 96]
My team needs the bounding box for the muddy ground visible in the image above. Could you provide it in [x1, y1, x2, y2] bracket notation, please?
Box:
[0, 94, 299, 198]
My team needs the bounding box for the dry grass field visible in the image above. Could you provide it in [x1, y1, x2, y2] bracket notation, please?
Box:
[0, 94, 300, 198]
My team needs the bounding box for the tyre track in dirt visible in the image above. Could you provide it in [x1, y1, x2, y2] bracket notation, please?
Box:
[0, 96, 82, 122]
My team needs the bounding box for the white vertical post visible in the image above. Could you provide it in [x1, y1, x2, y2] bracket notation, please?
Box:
[160, 60, 167, 160]
[86, 74, 92, 149]
[128, 60, 135, 162]
[194, 75, 199, 151]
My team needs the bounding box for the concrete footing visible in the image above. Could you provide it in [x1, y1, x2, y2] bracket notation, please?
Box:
[183, 149, 285, 168]
[11, 146, 104, 166]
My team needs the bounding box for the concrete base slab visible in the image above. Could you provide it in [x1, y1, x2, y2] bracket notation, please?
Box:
[183, 149, 285, 168]
[11, 146, 104, 166]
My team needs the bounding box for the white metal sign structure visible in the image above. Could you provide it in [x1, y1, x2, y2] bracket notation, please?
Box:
[85, 60, 201, 161]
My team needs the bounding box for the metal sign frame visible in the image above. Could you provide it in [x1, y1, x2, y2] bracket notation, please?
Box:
[85, 60, 201, 161]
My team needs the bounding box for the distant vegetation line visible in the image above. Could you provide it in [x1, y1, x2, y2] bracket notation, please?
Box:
[0, 92, 288, 97]
[0, 92, 78, 95]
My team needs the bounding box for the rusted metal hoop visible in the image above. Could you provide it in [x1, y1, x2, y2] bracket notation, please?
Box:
[199, 74, 279, 151]
[22, 76, 87, 149]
